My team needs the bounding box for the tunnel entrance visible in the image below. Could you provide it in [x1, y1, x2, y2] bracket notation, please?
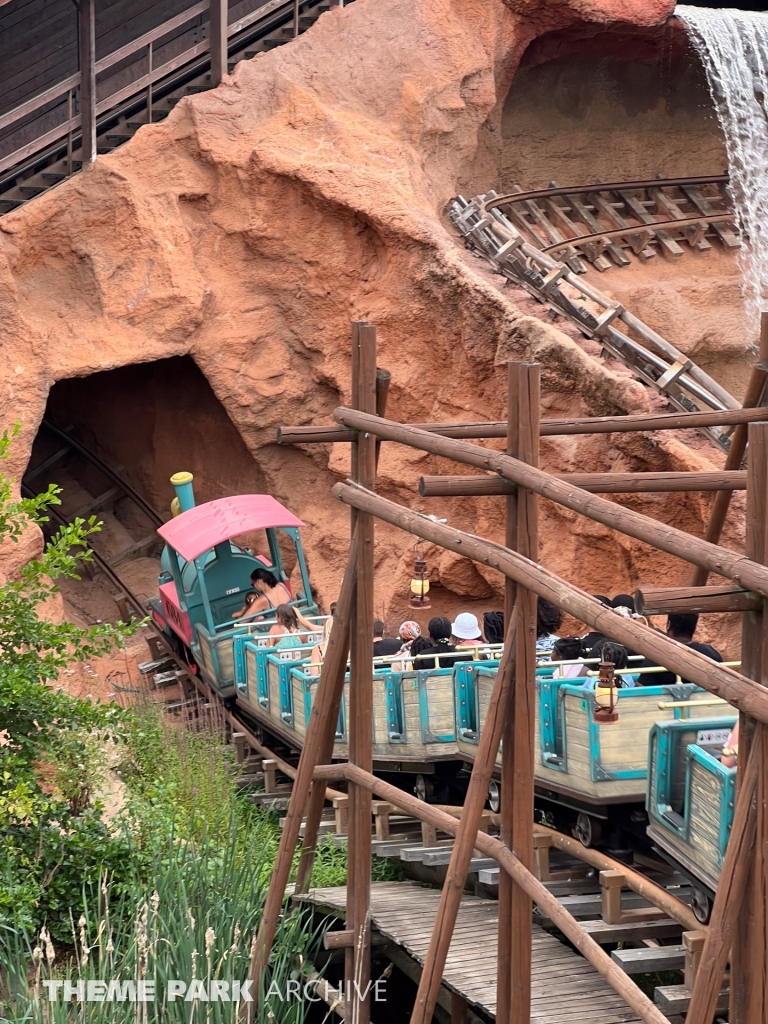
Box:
[501, 23, 725, 191]
[27, 355, 268, 626]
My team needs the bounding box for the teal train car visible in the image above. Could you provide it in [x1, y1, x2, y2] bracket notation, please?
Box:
[646, 715, 737, 921]
[149, 474, 319, 696]
[457, 663, 729, 845]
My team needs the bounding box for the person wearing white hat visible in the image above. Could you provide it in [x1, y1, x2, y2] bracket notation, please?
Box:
[451, 612, 484, 649]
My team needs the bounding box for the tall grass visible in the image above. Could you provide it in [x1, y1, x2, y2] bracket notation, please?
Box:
[0, 706, 321, 1023]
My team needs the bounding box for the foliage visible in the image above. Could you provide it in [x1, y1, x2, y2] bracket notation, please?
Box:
[0, 429, 136, 940]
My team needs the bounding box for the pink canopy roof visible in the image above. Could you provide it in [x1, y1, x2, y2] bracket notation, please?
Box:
[157, 495, 304, 562]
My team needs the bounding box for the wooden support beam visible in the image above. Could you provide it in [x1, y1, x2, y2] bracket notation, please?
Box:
[293, 360, 390, 896]
[333, 407, 768, 602]
[209, 0, 228, 87]
[635, 584, 761, 616]
[277, 405, 768, 446]
[418, 470, 747, 496]
[313, 762, 671, 1024]
[729, 420, 768, 1024]
[246, 536, 357, 1015]
[78, 0, 96, 164]
[346, 322, 377, 1024]
[331, 480, 768, 724]
[498, 364, 539, 1024]
[692, 311, 768, 586]
[409, 610, 519, 1024]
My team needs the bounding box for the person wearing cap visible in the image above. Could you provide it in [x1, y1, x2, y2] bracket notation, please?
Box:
[451, 612, 485, 649]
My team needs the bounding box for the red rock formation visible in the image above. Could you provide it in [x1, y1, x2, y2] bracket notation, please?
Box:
[0, 0, 746, 661]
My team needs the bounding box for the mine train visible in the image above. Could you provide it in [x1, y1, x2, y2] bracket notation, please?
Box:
[151, 479, 738, 922]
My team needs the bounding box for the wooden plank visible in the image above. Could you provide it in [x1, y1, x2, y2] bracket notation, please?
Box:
[655, 984, 729, 1016]
[611, 945, 685, 975]
[581, 918, 683, 943]
[74, 485, 122, 518]
[297, 883, 645, 1023]
[618, 188, 684, 258]
[650, 186, 710, 250]
[681, 184, 739, 247]
[562, 187, 628, 266]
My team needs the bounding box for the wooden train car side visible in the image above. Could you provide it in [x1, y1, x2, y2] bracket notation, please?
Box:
[646, 716, 737, 906]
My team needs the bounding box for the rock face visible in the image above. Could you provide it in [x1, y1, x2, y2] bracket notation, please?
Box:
[0, 0, 747, 658]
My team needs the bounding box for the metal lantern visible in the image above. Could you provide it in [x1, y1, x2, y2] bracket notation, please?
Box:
[593, 660, 619, 724]
[409, 554, 431, 609]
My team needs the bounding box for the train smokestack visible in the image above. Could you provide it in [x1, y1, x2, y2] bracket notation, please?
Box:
[170, 471, 195, 515]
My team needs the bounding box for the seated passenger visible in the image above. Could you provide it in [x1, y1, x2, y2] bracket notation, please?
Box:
[309, 617, 334, 676]
[637, 613, 723, 685]
[551, 637, 586, 679]
[373, 619, 402, 658]
[592, 640, 635, 687]
[483, 611, 505, 646]
[536, 598, 563, 658]
[241, 568, 316, 629]
[451, 612, 485, 652]
[611, 593, 635, 613]
[721, 719, 739, 768]
[232, 590, 259, 620]
[580, 595, 611, 653]
[269, 604, 309, 648]
[412, 616, 461, 669]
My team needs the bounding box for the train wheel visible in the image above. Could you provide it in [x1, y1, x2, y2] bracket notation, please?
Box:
[414, 774, 433, 802]
[573, 812, 601, 848]
[691, 886, 712, 924]
[487, 780, 501, 814]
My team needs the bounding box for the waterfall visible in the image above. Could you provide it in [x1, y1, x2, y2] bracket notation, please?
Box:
[676, 6, 768, 338]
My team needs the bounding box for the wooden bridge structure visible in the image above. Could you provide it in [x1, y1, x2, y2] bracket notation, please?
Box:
[251, 319, 768, 1024]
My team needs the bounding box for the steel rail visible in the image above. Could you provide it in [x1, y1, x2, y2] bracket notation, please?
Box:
[40, 419, 165, 528]
[20, 483, 150, 620]
[483, 174, 730, 211]
[540, 214, 733, 253]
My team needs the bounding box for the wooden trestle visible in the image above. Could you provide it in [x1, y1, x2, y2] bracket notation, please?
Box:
[295, 882, 643, 1024]
[250, 319, 768, 1024]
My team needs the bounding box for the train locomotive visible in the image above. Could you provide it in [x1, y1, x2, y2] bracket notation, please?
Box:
[150, 477, 739, 917]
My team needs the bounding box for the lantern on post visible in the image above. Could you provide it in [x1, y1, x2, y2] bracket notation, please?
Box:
[409, 542, 431, 609]
[593, 660, 619, 724]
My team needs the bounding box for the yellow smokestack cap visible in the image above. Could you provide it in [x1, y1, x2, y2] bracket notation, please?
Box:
[170, 471, 194, 485]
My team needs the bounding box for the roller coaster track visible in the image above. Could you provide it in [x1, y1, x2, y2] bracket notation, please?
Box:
[22, 420, 165, 620]
[449, 176, 742, 451]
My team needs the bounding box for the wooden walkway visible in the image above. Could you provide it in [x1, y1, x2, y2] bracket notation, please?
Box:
[295, 882, 641, 1023]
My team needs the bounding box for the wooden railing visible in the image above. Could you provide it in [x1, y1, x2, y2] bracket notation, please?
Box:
[0, 0, 319, 177]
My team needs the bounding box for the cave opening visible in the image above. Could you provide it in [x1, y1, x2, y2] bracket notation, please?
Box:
[500, 21, 724, 192]
[26, 355, 268, 625]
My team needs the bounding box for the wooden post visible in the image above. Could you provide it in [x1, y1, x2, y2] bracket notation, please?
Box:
[730, 420, 768, 1024]
[293, 0, 300, 36]
[246, 537, 357, 1018]
[497, 363, 539, 1024]
[346, 322, 377, 1024]
[294, 359, 390, 895]
[78, 0, 96, 165]
[209, 0, 228, 87]
[409, 610, 518, 1024]
[692, 312, 768, 586]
